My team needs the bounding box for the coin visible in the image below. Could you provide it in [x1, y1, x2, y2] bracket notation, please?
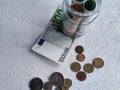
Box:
[54, 72, 64, 87]
[29, 77, 43, 90]
[70, 3, 85, 13]
[83, 0, 96, 11]
[76, 71, 87, 81]
[49, 72, 64, 87]
[49, 72, 58, 84]
[43, 82, 52, 90]
[70, 62, 81, 72]
[76, 53, 85, 61]
[63, 78, 72, 88]
[75, 45, 84, 54]
[55, 86, 62, 90]
[92, 58, 104, 68]
[83, 63, 94, 73]
[61, 84, 68, 90]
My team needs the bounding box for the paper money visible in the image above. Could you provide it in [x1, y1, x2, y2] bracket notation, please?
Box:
[32, 5, 74, 64]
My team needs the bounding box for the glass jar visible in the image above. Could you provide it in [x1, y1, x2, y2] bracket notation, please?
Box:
[62, 0, 102, 38]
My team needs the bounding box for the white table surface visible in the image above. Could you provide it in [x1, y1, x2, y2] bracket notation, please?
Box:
[0, 0, 120, 90]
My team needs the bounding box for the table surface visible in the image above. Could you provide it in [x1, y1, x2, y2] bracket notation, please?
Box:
[0, 0, 120, 90]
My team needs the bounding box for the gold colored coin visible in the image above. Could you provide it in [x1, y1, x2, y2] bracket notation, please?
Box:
[61, 84, 68, 90]
[93, 58, 104, 68]
[83, 63, 94, 73]
[70, 62, 81, 72]
[63, 78, 72, 88]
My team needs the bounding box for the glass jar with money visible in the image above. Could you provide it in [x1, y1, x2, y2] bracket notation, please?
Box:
[62, 0, 102, 37]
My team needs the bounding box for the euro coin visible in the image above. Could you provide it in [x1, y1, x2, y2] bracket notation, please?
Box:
[76, 53, 85, 61]
[70, 62, 81, 72]
[75, 45, 84, 54]
[76, 71, 87, 81]
[29, 77, 43, 90]
[63, 78, 72, 88]
[92, 58, 104, 68]
[43, 82, 52, 90]
[83, 63, 94, 73]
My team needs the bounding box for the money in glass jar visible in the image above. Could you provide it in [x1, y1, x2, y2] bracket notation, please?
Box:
[62, 0, 102, 37]
[62, 0, 84, 36]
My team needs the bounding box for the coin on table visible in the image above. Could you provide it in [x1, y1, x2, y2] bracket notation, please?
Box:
[54, 72, 64, 87]
[70, 62, 81, 72]
[76, 71, 87, 81]
[76, 53, 85, 62]
[92, 58, 104, 68]
[75, 45, 84, 54]
[49, 72, 64, 87]
[43, 82, 52, 90]
[61, 84, 69, 90]
[83, 63, 94, 73]
[63, 78, 72, 88]
[49, 72, 58, 84]
[29, 77, 43, 90]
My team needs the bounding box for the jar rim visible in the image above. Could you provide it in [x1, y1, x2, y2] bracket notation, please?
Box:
[63, 0, 102, 17]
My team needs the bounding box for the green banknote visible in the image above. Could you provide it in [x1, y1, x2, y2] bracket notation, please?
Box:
[32, 5, 74, 64]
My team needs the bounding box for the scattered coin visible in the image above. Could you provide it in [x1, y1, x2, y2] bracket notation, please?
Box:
[83, 63, 94, 73]
[92, 58, 104, 68]
[29, 77, 43, 90]
[75, 45, 84, 54]
[49, 72, 64, 87]
[70, 3, 85, 13]
[54, 72, 64, 87]
[76, 53, 85, 61]
[43, 82, 52, 90]
[49, 72, 58, 84]
[70, 62, 81, 72]
[61, 84, 68, 90]
[63, 78, 72, 88]
[76, 71, 87, 81]
[83, 0, 96, 11]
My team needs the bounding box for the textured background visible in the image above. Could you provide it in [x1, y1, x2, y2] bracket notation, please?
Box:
[0, 0, 120, 90]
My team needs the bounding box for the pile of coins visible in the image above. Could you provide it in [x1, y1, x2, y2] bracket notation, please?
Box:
[29, 72, 72, 90]
[70, 45, 104, 81]
[29, 45, 104, 90]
